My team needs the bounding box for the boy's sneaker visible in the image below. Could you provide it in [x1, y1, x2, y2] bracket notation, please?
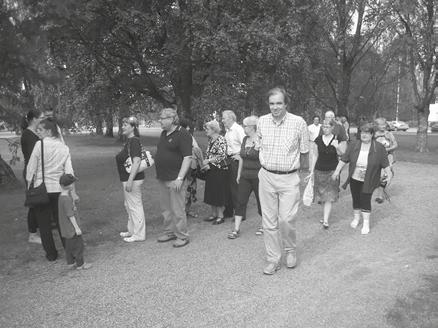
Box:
[123, 236, 145, 243]
[28, 233, 42, 244]
[76, 263, 92, 270]
[119, 232, 131, 238]
[67, 263, 76, 269]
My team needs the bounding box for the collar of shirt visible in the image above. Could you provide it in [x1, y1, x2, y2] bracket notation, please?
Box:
[270, 113, 288, 126]
[226, 122, 237, 132]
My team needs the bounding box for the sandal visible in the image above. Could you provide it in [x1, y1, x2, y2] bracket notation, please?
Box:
[319, 219, 329, 229]
[203, 216, 216, 222]
[255, 227, 263, 235]
[227, 230, 240, 239]
[212, 217, 225, 225]
[187, 211, 198, 218]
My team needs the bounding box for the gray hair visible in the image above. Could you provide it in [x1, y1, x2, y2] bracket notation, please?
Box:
[222, 110, 236, 122]
[204, 120, 221, 134]
[325, 110, 335, 119]
[243, 115, 259, 130]
[161, 107, 179, 125]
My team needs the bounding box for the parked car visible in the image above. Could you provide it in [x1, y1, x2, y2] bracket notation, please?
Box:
[430, 122, 438, 132]
[388, 121, 409, 131]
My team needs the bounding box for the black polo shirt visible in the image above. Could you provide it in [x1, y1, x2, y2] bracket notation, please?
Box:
[155, 126, 192, 181]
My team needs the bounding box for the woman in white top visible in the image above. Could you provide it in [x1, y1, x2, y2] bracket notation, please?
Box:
[332, 123, 392, 235]
[26, 118, 75, 261]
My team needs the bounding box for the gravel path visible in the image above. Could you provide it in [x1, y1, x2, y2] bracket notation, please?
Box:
[1, 161, 437, 328]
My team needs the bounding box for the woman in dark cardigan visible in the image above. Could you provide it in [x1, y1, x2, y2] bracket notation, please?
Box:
[332, 123, 392, 235]
[20, 109, 44, 244]
[227, 116, 263, 239]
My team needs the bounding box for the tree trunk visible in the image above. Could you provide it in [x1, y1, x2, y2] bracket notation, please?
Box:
[117, 102, 129, 142]
[0, 155, 19, 187]
[104, 110, 114, 137]
[415, 106, 429, 152]
[95, 114, 103, 135]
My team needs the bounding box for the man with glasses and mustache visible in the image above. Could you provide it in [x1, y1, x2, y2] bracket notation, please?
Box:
[155, 108, 193, 248]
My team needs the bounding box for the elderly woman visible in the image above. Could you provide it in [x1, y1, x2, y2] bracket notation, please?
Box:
[21, 109, 44, 244]
[312, 119, 346, 229]
[203, 120, 228, 225]
[26, 118, 74, 261]
[332, 123, 392, 234]
[115, 116, 146, 242]
[227, 116, 263, 239]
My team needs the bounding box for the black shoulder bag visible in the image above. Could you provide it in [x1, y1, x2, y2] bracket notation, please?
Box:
[25, 140, 50, 207]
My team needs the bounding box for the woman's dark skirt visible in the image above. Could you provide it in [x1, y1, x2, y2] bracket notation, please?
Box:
[314, 169, 340, 203]
[204, 165, 228, 207]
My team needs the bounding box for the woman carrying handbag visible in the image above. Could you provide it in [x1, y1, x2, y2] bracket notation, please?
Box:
[26, 118, 76, 261]
[115, 116, 146, 242]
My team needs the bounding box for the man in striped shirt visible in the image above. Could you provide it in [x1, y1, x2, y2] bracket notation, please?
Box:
[257, 87, 310, 275]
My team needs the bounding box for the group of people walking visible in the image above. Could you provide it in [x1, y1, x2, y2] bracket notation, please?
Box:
[20, 86, 396, 276]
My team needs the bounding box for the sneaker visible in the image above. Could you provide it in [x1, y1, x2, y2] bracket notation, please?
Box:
[361, 225, 370, 235]
[286, 252, 297, 268]
[28, 233, 42, 244]
[123, 236, 145, 243]
[173, 238, 189, 248]
[263, 262, 281, 275]
[67, 263, 76, 269]
[350, 218, 360, 229]
[255, 227, 264, 235]
[76, 263, 92, 270]
[119, 232, 131, 238]
[157, 233, 177, 243]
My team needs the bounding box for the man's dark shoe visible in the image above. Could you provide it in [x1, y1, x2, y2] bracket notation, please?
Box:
[263, 262, 281, 275]
[286, 252, 297, 269]
[173, 238, 189, 248]
[157, 234, 177, 243]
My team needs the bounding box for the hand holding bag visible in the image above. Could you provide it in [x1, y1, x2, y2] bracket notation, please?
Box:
[25, 140, 50, 207]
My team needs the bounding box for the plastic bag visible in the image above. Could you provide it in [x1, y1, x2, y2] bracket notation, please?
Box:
[302, 173, 314, 206]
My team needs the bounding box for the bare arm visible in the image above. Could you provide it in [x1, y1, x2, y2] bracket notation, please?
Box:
[68, 215, 82, 235]
[173, 156, 192, 192]
[237, 155, 243, 183]
[300, 152, 309, 171]
[332, 160, 347, 180]
[125, 157, 141, 192]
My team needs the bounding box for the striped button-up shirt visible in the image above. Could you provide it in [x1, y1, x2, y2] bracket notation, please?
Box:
[26, 137, 74, 193]
[258, 112, 310, 172]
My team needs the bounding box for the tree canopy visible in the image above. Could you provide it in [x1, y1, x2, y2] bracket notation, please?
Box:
[1, 0, 436, 150]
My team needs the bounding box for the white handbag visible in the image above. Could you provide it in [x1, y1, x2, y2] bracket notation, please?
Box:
[124, 139, 154, 173]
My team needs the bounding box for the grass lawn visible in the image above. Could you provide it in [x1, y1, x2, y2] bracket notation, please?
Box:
[0, 132, 437, 328]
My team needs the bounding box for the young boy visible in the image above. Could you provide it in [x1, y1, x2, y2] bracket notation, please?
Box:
[58, 174, 92, 270]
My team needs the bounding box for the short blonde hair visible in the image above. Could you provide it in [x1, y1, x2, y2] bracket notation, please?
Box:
[222, 110, 236, 122]
[243, 116, 259, 130]
[204, 120, 221, 133]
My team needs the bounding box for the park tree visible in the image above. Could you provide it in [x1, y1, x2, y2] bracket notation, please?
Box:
[305, 0, 396, 117]
[394, 0, 437, 152]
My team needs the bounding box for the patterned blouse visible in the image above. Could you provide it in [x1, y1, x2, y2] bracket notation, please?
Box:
[206, 135, 228, 170]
